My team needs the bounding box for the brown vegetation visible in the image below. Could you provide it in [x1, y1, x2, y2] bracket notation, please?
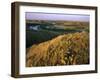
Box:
[26, 31, 89, 67]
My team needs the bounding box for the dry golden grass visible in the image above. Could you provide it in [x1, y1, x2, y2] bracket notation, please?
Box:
[26, 31, 89, 67]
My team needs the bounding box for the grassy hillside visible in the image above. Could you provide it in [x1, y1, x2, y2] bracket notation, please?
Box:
[26, 31, 89, 67]
[26, 20, 89, 48]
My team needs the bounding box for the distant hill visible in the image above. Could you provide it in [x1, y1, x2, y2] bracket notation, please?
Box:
[26, 31, 89, 67]
[26, 20, 89, 28]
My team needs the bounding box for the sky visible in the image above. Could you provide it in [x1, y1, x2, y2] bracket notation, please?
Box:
[26, 12, 90, 22]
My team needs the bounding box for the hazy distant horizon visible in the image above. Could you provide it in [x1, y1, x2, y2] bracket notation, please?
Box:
[26, 12, 90, 22]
